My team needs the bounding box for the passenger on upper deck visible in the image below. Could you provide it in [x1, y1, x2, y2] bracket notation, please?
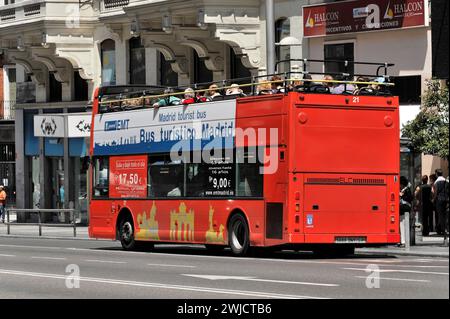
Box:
[207, 84, 222, 99]
[270, 76, 284, 93]
[182, 88, 196, 105]
[152, 88, 181, 108]
[256, 81, 272, 95]
[330, 75, 355, 95]
[226, 84, 245, 97]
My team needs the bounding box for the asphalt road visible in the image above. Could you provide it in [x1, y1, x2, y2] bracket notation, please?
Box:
[0, 237, 448, 299]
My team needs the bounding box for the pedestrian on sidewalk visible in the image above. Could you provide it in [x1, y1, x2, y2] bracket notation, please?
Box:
[433, 169, 449, 236]
[429, 174, 438, 232]
[399, 176, 413, 247]
[0, 185, 7, 223]
[415, 175, 433, 236]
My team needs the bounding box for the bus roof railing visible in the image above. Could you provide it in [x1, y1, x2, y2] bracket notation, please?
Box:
[97, 59, 396, 111]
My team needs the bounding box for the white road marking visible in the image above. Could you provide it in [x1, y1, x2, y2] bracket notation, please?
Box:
[0, 268, 327, 299]
[343, 268, 449, 275]
[85, 259, 127, 264]
[354, 276, 431, 283]
[182, 274, 339, 287]
[0, 244, 62, 250]
[0, 254, 15, 257]
[31, 256, 67, 261]
[147, 263, 196, 268]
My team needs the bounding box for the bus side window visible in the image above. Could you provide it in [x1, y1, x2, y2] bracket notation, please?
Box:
[93, 157, 109, 197]
[148, 155, 184, 198]
[236, 149, 263, 197]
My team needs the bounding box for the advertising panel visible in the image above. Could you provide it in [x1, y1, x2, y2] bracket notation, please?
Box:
[93, 99, 236, 156]
[303, 0, 426, 37]
[109, 155, 148, 198]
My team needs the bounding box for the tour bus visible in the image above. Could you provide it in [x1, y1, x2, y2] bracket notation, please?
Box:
[88, 59, 400, 256]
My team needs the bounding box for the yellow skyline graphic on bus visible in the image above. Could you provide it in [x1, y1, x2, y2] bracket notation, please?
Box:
[205, 205, 225, 244]
[170, 202, 195, 241]
[135, 201, 160, 241]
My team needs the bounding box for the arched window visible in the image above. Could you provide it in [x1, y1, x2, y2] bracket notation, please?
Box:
[275, 18, 290, 73]
[101, 39, 116, 86]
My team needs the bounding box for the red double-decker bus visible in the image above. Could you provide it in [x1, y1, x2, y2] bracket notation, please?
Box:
[89, 60, 400, 256]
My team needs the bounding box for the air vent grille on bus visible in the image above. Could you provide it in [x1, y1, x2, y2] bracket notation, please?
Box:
[306, 178, 385, 185]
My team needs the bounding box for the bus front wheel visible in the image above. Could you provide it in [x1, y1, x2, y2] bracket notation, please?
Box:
[228, 214, 250, 256]
[119, 219, 137, 250]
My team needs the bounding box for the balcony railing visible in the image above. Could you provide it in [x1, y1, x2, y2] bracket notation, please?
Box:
[0, 101, 16, 120]
[101, 0, 130, 11]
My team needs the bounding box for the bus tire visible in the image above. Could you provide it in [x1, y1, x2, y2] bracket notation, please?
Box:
[119, 217, 138, 251]
[228, 214, 250, 256]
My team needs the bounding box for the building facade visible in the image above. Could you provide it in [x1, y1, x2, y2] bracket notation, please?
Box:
[0, 0, 446, 220]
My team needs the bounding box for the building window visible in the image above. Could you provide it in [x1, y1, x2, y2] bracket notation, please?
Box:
[391, 75, 422, 105]
[324, 43, 354, 78]
[4, 1, 16, 5]
[159, 53, 178, 87]
[193, 50, 212, 85]
[275, 18, 291, 73]
[229, 47, 251, 87]
[101, 39, 116, 86]
[74, 71, 88, 101]
[129, 37, 146, 84]
[49, 72, 62, 102]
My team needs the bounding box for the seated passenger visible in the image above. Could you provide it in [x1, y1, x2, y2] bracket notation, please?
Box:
[196, 88, 211, 102]
[353, 76, 370, 95]
[257, 82, 272, 95]
[207, 84, 222, 99]
[323, 75, 335, 89]
[181, 88, 196, 105]
[226, 83, 245, 96]
[152, 88, 181, 108]
[270, 76, 284, 93]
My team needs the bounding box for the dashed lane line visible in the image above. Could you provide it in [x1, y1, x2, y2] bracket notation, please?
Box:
[0, 268, 328, 299]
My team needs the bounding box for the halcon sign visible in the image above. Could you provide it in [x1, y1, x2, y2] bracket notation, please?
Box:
[303, 0, 427, 38]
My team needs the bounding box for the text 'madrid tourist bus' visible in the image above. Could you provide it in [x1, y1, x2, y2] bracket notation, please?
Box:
[88, 59, 400, 256]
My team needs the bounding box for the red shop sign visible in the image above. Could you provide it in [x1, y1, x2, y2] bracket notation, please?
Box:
[303, 0, 426, 38]
[110, 155, 148, 198]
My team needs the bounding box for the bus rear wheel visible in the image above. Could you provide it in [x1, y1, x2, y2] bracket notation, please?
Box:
[228, 214, 250, 256]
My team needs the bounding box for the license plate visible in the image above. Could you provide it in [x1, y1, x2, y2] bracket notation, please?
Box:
[334, 236, 367, 244]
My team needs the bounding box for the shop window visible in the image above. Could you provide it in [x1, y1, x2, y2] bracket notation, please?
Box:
[129, 37, 146, 85]
[93, 157, 109, 197]
[324, 43, 354, 78]
[101, 39, 116, 86]
[391, 76, 421, 104]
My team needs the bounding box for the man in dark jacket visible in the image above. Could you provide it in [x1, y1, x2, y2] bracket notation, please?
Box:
[433, 169, 449, 236]
[415, 175, 433, 235]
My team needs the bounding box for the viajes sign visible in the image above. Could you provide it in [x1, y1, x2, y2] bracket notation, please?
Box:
[303, 0, 427, 38]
